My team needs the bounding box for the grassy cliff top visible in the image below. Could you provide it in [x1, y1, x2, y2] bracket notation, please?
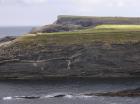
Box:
[95, 25, 140, 30]
[31, 15, 140, 33]
[0, 24, 139, 58]
[11, 25, 140, 48]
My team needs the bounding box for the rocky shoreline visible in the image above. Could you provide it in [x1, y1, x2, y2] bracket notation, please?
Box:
[0, 36, 16, 43]
[2, 87, 140, 99]
[94, 88, 140, 97]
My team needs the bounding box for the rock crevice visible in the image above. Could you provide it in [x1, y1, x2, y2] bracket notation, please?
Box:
[0, 42, 140, 79]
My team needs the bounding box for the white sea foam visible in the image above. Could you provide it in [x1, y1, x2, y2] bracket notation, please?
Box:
[14, 96, 24, 99]
[2, 93, 94, 101]
[3, 97, 13, 100]
[43, 95, 54, 98]
[76, 95, 93, 98]
[64, 95, 73, 98]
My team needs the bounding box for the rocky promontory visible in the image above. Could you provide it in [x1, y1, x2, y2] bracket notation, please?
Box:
[31, 15, 140, 33]
[0, 16, 140, 79]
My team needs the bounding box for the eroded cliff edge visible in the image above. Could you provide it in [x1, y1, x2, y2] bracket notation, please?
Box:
[0, 16, 140, 79]
[30, 15, 140, 33]
[0, 37, 140, 79]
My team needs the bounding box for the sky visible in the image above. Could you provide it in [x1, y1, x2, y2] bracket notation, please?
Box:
[0, 0, 140, 26]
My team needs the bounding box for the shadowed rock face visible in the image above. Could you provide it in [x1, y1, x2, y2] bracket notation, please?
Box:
[0, 36, 16, 43]
[0, 42, 140, 79]
[30, 24, 83, 33]
[95, 88, 140, 97]
[30, 15, 140, 33]
[56, 16, 140, 26]
[1, 16, 140, 80]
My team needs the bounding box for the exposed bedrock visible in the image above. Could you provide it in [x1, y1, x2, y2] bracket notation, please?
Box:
[94, 88, 140, 97]
[0, 42, 140, 79]
[0, 36, 16, 43]
[30, 15, 140, 33]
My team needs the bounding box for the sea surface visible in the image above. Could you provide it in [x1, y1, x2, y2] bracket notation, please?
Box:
[0, 26, 34, 38]
[0, 78, 140, 104]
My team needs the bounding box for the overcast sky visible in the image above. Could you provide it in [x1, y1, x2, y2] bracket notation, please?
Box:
[0, 0, 140, 26]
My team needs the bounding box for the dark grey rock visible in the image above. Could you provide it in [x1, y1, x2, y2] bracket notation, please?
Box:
[30, 15, 140, 33]
[0, 36, 16, 43]
[95, 88, 140, 97]
[0, 42, 140, 79]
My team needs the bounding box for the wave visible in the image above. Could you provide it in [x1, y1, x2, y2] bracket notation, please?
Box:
[3, 97, 13, 100]
[2, 93, 94, 100]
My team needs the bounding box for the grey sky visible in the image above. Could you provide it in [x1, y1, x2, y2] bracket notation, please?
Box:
[0, 0, 140, 26]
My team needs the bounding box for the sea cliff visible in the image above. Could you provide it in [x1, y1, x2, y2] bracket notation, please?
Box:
[0, 16, 140, 79]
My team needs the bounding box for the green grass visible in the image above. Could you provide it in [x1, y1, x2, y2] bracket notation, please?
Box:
[4, 24, 139, 51]
[13, 26, 140, 48]
[95, 25, 140, 30]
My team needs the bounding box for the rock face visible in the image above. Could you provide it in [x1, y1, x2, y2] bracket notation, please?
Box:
[95, 88, 140, 97]
[0, 16, 140, 80]
[56, 15, 140, 26]
[0, 36, 16, 43]
[30, 24, 83, 33]
[30, 15, 140, 33]
[0, 42, 140, 79]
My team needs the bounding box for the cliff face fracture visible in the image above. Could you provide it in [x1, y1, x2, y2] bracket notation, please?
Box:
[0, 15, 140, 79]
[31, 15, 140, 33]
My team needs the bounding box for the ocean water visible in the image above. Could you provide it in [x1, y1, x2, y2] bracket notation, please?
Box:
[0, 78, 140, 104]
[0, 27, 34, 38]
